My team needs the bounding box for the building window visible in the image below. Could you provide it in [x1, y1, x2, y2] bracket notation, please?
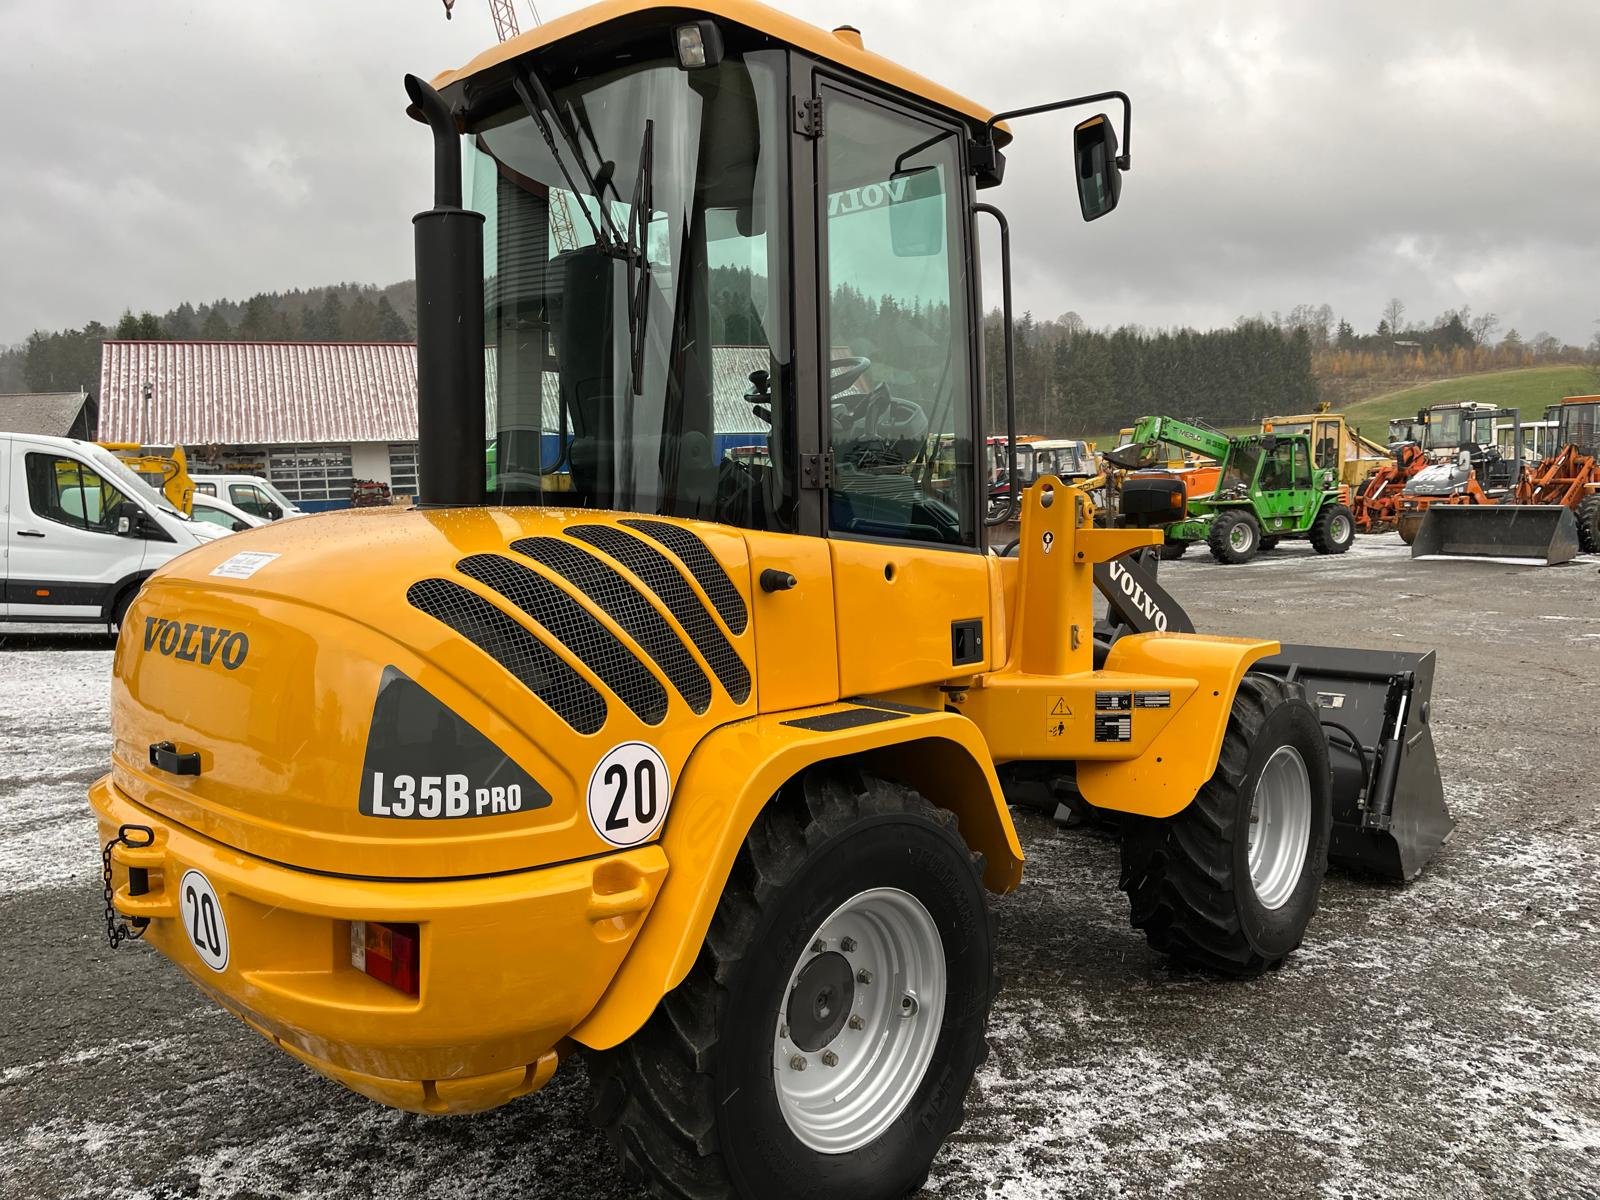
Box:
[269, 444, 354, 502]
[388, 443, 419, 497]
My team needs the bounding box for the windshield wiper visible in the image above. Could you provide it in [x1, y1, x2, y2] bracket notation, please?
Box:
[511, 65, 629, 255]
[626, 120, 654, 397]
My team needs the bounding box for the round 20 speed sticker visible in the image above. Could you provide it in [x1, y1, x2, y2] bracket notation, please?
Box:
[178, 869, 230, 973]
[587, 742, 672, 847]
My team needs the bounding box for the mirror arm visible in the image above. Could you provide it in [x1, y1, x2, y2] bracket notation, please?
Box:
[974, 90, 1132, 175]
[973, 202, 1017, 523]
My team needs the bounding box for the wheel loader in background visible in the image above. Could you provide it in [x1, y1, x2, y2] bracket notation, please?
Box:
[90, 5, 1453, 1197]
[1109, 414, 1356, 562]
[1406, 398, 1590, 564]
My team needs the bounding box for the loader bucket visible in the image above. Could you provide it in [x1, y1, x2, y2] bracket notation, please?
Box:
[1252, 645, 1452, 882]
[1412, 504, 1581, 565]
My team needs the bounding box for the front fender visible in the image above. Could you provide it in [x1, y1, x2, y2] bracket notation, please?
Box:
[1076, 632, 1278, 819]
[570, 704, 1020, 1051]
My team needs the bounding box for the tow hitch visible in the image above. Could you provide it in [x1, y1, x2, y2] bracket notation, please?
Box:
[102, 823, 156, 949]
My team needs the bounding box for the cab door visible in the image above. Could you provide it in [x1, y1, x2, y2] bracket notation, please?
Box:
[8, 442, 149, 620]
[813, 80, 990, 695]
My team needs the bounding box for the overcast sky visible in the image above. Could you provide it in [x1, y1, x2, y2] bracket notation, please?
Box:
[4, 0, 1598, 347]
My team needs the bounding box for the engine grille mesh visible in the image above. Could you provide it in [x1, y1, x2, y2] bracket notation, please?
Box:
[564, 524, 751, 705]
[456, 554, 667, 726]
[619, 519, 749, 634]
[509, 535, 712, 714]
[406, 577, 606, 734]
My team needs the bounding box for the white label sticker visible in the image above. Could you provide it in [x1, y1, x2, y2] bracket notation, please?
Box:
[210, 551, 281, 580]
[178, 869, 230, 973]
[586, 742, 672, 848]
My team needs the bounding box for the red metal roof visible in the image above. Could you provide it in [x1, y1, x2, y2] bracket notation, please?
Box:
[100, 340, 773, 446]
[100, 341, 421, 446]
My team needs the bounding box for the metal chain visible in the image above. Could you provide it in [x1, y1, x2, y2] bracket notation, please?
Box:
[102, 828, 151, 950]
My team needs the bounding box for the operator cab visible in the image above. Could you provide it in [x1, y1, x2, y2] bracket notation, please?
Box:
[421, 9, 1123, 551]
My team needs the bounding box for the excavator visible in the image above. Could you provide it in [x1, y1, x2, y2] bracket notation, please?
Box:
[90, 5, 1453, 1197]
[98, 442, 196, 516]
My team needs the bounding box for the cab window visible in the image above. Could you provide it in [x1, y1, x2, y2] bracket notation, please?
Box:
[821, 88, 975, 546]
[191, 504, 237, 530]
[24, 454, 136, 533]
[194, 481, 217, 497]
[1257, 441, 1298, 491]
[230, 484, 271, 517]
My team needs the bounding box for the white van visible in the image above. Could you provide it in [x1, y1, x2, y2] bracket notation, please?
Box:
[2, 432, 231, 628]
[190, 474, 307, 521]
[191, 491, 268, 533]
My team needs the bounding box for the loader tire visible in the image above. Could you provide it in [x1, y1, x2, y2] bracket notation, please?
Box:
[1309, 502, 1355, 554]
[1396, 511, 1422, 545]
[587, 768, 995, 1200]
[1207, 510, 1260, 564]
[1576, 495, 1600, 554]
[1118, 674, 1332, 977]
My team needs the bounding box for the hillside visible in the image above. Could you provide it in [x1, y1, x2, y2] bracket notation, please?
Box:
[1336, 365, 1598, 432]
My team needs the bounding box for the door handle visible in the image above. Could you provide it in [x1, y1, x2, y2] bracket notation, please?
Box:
[17, 529, 45, 538]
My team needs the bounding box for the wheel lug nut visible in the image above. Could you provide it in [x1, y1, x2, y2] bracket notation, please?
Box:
[821, 1050, 839, 1067]
[840, 937, 857, 952]
[789, 1055, 807, 1071]
[857, 968, 873, 985]
[811, 938, 827, 953]
[847, 1015, 864, 1030]
[779, 1024, 789, 1039]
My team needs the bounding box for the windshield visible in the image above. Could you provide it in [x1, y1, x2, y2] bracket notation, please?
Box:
[82, 444, 185, 519]
[1559, 402, 1599, 454]
[466, 49, 791, 528]
[1217, 442, 1263, 493]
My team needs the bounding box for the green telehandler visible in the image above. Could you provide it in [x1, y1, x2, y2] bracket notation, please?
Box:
[1108, 416, 1356, 564]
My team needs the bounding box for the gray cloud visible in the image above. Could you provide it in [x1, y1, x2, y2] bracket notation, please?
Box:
[3, 0, 1597, 345]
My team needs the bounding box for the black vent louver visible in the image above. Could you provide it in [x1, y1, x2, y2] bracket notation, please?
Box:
[456, 553, 668, 726]
[619, 519, 749, 634]
[509, 536, 714, 714]
[564, 524, 752, 705]
[406, 578, 607, 734]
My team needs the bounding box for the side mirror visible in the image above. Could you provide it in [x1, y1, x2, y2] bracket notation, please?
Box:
[117, 511, 146, 538]
[1261, 434, 1279, 453]
[264, 503, 284, 521]
[231, 520, 249, 532]
[1073, 113, 1122, 221]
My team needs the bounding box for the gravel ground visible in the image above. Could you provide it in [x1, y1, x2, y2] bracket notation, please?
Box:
[2, 534, 1597, 1199]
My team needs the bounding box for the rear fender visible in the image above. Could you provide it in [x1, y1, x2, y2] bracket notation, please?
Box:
[1076, 633, 1279, 819]
[570, 706, 1020, 1051]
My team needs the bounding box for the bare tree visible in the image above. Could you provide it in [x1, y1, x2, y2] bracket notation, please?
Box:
[1381, 297, 1406, 335]
[1467, 309, 1500, 346]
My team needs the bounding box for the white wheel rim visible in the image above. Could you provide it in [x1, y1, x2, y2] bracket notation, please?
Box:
[1247, 746, 1312, 910]
[772, 887, 947, 1154]
[1230, 522, 1253, 551]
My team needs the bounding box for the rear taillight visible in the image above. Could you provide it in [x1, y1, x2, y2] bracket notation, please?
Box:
[350, 920, 420, 996]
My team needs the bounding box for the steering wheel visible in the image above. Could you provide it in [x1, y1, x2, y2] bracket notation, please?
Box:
[828, 356, 872, 397]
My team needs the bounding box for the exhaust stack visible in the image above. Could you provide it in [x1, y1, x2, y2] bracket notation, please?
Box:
[406, 74, 486, 508]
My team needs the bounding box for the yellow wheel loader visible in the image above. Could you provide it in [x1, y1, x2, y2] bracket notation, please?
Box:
[93, 4, 1451, 1196]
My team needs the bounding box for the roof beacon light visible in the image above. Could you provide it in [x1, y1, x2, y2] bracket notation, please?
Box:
[674, 20, 723, 70]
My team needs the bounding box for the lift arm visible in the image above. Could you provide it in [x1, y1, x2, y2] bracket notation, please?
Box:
[1105, 414, 1232, 469]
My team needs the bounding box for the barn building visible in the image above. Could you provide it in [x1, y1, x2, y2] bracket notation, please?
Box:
[99, 340, 771, 511]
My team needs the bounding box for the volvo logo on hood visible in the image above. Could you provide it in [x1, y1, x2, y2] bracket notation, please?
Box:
[143, 617, 249, 669]
[357, 667, 552, 820]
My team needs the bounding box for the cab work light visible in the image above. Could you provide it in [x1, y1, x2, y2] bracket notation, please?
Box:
[350, 920, 420, 997]
[674, 20, 723, 69]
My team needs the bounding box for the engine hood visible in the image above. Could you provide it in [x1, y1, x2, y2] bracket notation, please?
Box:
[1405, 463, 1471, 497]
[110, 506, 757, 878]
